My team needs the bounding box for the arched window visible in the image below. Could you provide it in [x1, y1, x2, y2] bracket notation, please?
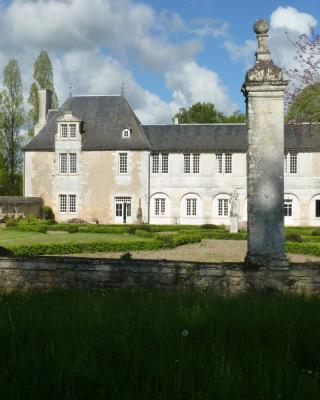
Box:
[309, 194, 320, 226]
[150, 193, 171, 224]
[212, 193, 231, 224]
[122, 128, 131, 139]
[180, 193, 203, 225]
[284, 193, 300, 226]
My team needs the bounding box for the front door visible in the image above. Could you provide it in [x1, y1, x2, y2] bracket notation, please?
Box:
[115, 197, 132, 224]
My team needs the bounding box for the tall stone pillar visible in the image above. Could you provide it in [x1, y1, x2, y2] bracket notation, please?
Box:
[242, 20, 289, 267]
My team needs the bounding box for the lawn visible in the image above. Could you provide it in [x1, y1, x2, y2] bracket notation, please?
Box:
[1, 290, 320, 400]
[0, 230, 151, 246]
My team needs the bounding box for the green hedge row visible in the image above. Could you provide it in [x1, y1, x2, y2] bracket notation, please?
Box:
[285, 242, 320, 257]
[6, 233, 204, 256]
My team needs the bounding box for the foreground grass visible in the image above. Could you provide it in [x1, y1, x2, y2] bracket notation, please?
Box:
[1, 291, 320, 399]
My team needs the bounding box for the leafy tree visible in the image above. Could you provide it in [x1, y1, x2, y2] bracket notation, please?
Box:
[174, 102, 245, 123]
[285, 28, 320, 122]
[0, 59, 25, 195]
[28, 50, 58, 136]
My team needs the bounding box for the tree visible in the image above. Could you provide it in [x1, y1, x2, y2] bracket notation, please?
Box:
[0, 59, 25, 195]
[174, 102, 245, 123]
[28, 50, 58, 136]
[285, 28, 320, 122]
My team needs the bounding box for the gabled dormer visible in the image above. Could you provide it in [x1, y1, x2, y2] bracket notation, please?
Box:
[56, 111, 82, 141]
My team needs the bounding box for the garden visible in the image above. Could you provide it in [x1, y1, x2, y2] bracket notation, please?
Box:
[1, 216, 320, 258]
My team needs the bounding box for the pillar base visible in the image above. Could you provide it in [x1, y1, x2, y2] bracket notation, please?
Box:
[244, 253, 289, 268]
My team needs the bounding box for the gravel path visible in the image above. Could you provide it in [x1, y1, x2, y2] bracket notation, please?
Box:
[73, 239, 320, 263]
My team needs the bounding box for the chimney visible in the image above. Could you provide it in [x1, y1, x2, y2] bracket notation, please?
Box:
[34, 89, 53, 136]
[173, 116, 179, 125]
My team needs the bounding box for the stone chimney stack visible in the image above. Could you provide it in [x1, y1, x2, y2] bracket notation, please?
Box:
[34, 89, 53, 136]
[173, 116, 179, 125]
[242, 20, 289, 267]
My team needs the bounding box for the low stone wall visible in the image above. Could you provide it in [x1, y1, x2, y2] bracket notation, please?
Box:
[0, 196, 43, 219]
[1, 257, 320, 293]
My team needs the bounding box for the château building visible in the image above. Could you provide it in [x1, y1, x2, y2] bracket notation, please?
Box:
[23, 89, 320, 226]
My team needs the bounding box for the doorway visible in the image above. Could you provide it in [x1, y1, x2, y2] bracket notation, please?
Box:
[115, 197, 132, 224]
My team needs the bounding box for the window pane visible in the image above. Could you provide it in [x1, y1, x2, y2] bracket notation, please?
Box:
[290, 153, 297, 174]
[193, 154, 200, 174]
[316, 200, 320, 218]
[192, 199, 197, 215]
[60, 124, 68, 138]
[184, 154, 191, 173]
[69, 153, 77, 174]
[69, 124, 76, 138]
[59, 153, 67, 174]
[155, 198, 160, 215]
[119, 153, 127, 174]
[126, 203, 131, 217]
[216, 153, 223, 174]
[225, 153, 232, 174]
[59, 194, 67, 213]
[284, 199, 293, 217]
[69, 195, 76, 213]
[116, 203, 122, 216]
[152, 153, 159, 173]
[284, 154, 287, 174]
[161, 154, 169, 174]
[186, 198, 191, 215]
[161, 199, 166, 214]
[223, 199, 229, 216]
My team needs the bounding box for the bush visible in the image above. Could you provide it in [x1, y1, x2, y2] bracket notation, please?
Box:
[120, 252, 132, 260]
[41, 206, 55, 222]
[6, 220, 17, 227]
[36, 225, 48, 233]
[67, 226, 79, 234]
[200, 224, 220, 230]
[312, 229, 320, 236]
[155, 234, 175, 248]
[127, 226, 136, 235]
[135, 229, 154, 238]
[0, 246, 13, 257]
[285, 233, 303, 243]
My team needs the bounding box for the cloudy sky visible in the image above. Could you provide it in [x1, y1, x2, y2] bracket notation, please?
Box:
[0, 0, 318, 123]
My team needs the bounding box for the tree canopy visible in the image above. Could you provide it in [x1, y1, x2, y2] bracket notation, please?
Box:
[174, 102, 245, 123]
[286, 82, 320, 123]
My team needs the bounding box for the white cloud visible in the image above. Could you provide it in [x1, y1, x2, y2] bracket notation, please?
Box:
[0, 0, 236, 123]
[270, 6, 317, 35]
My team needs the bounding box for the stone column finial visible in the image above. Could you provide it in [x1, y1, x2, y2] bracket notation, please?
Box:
[242, 19, 289, 268]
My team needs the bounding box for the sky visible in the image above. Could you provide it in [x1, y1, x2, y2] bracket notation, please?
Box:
[0, 0, 319, 123]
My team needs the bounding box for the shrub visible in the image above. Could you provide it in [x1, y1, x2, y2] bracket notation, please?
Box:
[127, 226, 136, 235]
[155, 234, 175, 248]
[20, 215, 39, 224]
[36, 225, 48, 233]
[6, 220, 17, 227]
[200, 224, 220, 230]
[41, 205, 55, 222]
[312, 229, 320, 236]
[285, 233, 303, 243]
[135, 229, 154, 238]
[0, 246, 13, 257]
[67, 226, 79, 234]
[120, 252, 132, 260]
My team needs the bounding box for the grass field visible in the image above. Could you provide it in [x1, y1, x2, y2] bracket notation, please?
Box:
[0, 230, 151, 246]
[1, 290, 320, 399]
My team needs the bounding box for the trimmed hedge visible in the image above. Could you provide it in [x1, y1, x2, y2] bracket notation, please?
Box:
[285, 233, 303, 243]
[286, 242, 320, 257]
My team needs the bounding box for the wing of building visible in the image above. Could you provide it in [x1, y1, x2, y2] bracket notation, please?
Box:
[23, 90, 320, 226]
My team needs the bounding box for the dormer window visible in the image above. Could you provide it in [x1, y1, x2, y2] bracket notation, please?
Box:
[122, 128, 131, 139]
[69, 124, 76, 138]
[60, 124, 68, 138]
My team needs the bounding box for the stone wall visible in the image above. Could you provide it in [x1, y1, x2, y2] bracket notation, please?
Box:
[1, 256, 320, 293]
[0, 196, 43, 220]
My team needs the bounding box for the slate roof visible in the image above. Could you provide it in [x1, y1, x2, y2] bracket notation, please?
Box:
[23, 95, 320, 152]
[24, 96, 150, 151]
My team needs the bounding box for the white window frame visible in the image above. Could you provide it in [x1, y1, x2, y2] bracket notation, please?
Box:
[59, 153, 68, 174]
[155, 198, 166, 216]
[216, 153, 232, 175]
[218, 198, 229, 217]
[60, 124, 68, 138]
[69, 153, 77, 174]
[186, 198, 197, 216]
[284, 152, 298, 175]
[152, 153, 159, 174]
[152, 153, 169, 175]
[184, 153, 200, 174]
[119, 153, 128, 174]
[122, 128, 131, 139]
[59, 194, 67, 213]
[59, 194, 77, 214]
[284, 198, 293, 217]
[69, 124, 77, 138]
[69, 194, 77, 213]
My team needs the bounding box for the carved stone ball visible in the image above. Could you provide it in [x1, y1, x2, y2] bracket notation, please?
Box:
[253, 19, 269, 34]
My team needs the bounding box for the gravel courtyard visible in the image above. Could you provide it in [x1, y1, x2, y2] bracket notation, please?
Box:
[75, 239, 320, 263]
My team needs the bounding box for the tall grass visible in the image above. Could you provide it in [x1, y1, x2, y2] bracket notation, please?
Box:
[0, 291, 320, 399]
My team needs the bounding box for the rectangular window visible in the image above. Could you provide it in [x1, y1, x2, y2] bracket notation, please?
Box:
[216, 153, 223, 174]
[161, 199, 166, 215]
[316, 200, 320, 218]
[116, 203, 122, 217]
[69, 195, 76, 213]
[290, 153, 297, 174]
[69, 124, 76, 138]
[60, 124, 68, 138]
[186, 198, 197, 216]
[152, 153, 159, 174]
[126, 203, 131, 217]
[155, 198, 160, 216]
[119, 153, 128, 174]
[161, 154, 169, 174]
[193, 154, 200, 174]
[69, 153, 77, 174]
[184, 153, 191, 173]
[218, 199, 229, 216]
[225, 153, 232, 174]
[155, 198, 166, 216]
[284, 199, 293, 217]
[59, 194, 67, 213]
[59, 153, 68, 174]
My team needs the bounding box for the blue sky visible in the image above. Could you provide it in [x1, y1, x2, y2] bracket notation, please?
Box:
[0, 0, 318, 122]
